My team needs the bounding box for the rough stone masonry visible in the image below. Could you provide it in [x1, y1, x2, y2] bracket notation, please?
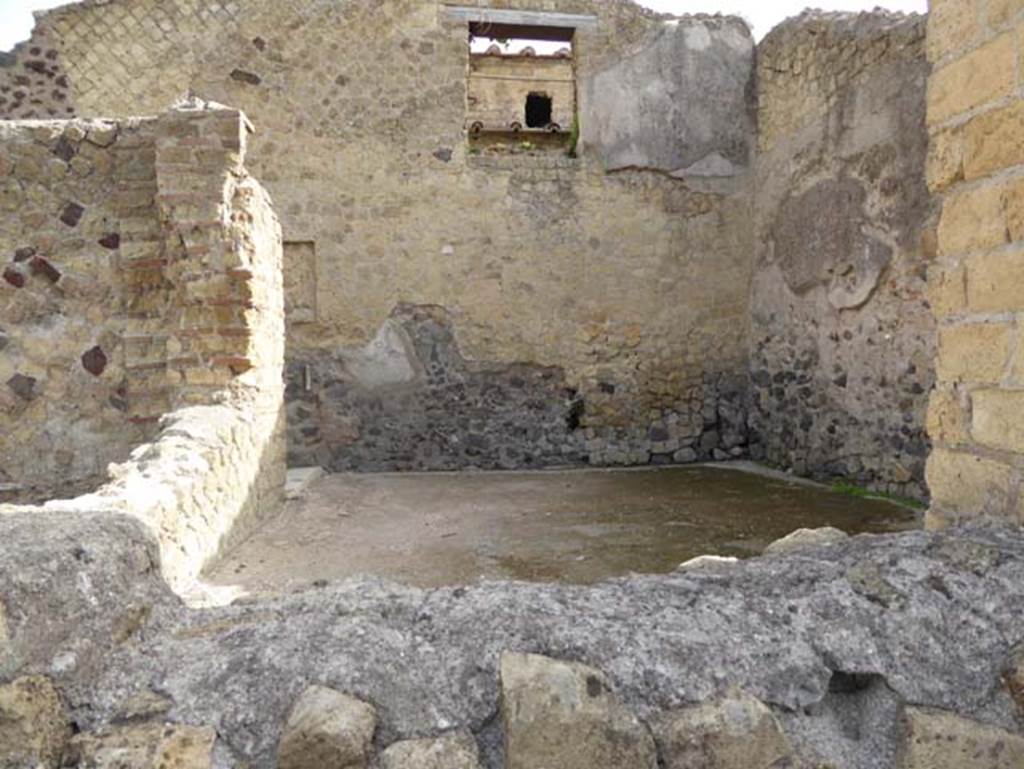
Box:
[1, 1, 1024, 768]
[0, 0, 931, 496]
[3, 513, 1024, 769]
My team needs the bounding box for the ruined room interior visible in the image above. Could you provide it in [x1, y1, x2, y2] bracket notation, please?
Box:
[2, 0, 1024, 767]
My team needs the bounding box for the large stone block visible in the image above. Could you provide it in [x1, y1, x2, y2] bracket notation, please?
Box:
[66, 723, 215, 769]
[0, 676, 71, 769]
[277, 686, 376, 769]
[926, 126, 964, 192]
[963, 100, 1024, 180]
[937, 178, 1024, 255]
[985, 0, 1023, 31]
[926, 0, 982, 63]
[926, 387, 971, 446]
[927, 31, 1017, 125]
[926, 448, 1016, 518]
[971, 389, 1024, 451]
[378, 731, 481, 769]
[896, 707, 1024, 768]
[967, 247, 1024, 312]
[936, 323, 1012, 383]
[500, 652, 657, 769]
[926, 262, 967, 317]
[654, 690, 795, 769]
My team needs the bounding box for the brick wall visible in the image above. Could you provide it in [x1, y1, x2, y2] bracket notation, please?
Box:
[925, 0, 1024, 526]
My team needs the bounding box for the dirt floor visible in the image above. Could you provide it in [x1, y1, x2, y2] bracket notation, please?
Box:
[203, 463, 920, 595]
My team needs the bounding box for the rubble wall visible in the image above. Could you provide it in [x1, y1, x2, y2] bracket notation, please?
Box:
[0, 118, 161, 501]
[749, 12, 936, 500]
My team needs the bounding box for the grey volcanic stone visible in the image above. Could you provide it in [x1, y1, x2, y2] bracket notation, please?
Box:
[377, 731, 481, 769]
[277, 686, 376, 769]
[655, 690, 794, 769]
[3, 512, 1024, 768]
[764, 526, 849, 555]
[500, 652, 656, 769]
[895, 708, 1024, 769]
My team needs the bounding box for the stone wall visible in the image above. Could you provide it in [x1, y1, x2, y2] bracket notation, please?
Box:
[0, 118, 160, 501]
[0, 102, 287, 598]
[924, 0, 1024, 526]
[749, 11, 935, 499]
[0, 0, 758, 472]
[0, 24, 74, 120]
[3, 512, 1024, 769]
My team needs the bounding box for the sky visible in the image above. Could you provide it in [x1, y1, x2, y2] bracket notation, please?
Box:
[0, 0, 928, 52]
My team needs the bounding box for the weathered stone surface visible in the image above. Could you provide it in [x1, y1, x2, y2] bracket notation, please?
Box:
[581, 17, 754, 177]
[655, 690, 794, 769]
[678, 554, 740, 570]
[501, 652, 656, 769]
[0, 105, 286, 587]
[0, 599, 8, 653]
[59, 201, 85, 227]
[926, 449, 1016, 522]
[0, 676, 71, 769]
[377, 731, 481, 769]
[895, 707, 1024, 768]
[4, 0, 759, 479]
[0, 118, 157, 499]
[971, 389, 1024, 453]
[764, 527, 849, 555]
[66, 723, 216, 769]
[29, 255, 61, 283]
[928, 32, 1017, 126]
[1006, 643, 1024, 719]
[277, 686, 377, 769]
[1, 518, 1024, 768]
[2, 266, 25, 288]
[750, 11, 933, 500]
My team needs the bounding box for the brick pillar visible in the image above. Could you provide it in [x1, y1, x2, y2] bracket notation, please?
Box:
[154, 100, 265, 404]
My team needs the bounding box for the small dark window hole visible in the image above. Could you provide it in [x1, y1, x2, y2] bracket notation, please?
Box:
[525, 92, 552, 128]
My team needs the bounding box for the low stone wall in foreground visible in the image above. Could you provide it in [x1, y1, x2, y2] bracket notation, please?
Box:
[1, 516, 1023, 768]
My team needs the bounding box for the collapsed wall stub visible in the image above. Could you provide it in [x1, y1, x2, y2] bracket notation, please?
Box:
[3, 509, 1024, 768]
[0, 100, 287, 596]
[749, 12, 936, 500]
